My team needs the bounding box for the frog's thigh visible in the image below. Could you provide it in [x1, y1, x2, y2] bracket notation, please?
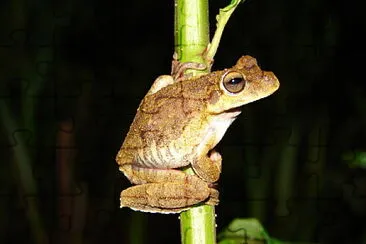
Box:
[192, 150, 222, 183]
[120, 181, 211, 213]
[121, 164, 202, 185]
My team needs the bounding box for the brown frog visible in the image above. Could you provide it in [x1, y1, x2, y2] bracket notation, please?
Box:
[116, 55, 279, 213]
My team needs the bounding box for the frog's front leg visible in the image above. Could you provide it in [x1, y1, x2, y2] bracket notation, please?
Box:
[192, 150, 222, 183]
[119, 166, 219, 213]
[146, 75, 175, 95]
[146, 56, 207, 96]
[147, 61, 206, 95]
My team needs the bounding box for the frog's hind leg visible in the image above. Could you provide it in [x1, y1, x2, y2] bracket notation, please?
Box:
[119, 165, 219, 213]
[120, 181, 216, 214]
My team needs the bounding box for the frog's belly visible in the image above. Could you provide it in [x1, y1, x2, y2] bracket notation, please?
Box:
[133, 111, 239, 169]
[134, 140, 194, 169]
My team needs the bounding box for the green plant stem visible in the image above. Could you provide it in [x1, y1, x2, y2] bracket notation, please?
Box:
[175, 0, 245, 243]
[175, 0, 216, 243]
[174, 0, 210, 73]
[206, 0, 244, 60]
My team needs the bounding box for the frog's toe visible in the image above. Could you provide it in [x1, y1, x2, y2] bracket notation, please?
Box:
[209, 150, 222, 163]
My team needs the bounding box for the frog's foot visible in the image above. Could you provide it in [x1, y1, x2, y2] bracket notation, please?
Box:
[171, 55, 207, 82]
[192, 150, 222, 183]
[205, 188, 219, 206]
[120, 179, 212, 214]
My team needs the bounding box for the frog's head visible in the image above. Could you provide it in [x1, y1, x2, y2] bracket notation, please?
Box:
[207, 55, 279, 116]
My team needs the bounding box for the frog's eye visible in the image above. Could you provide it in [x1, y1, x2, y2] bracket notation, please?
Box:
[222, 71, 246, 94]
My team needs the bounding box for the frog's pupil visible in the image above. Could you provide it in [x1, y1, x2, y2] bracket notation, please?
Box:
[229, 77, 243, 85]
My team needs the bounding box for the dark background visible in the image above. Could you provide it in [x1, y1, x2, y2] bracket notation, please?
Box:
[1, 0, 366, 243]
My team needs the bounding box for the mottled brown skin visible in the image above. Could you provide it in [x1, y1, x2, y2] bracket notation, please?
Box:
[116, 55, 280, 213]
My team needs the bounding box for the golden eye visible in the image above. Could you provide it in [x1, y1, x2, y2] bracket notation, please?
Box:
[222, 71, 246, 94]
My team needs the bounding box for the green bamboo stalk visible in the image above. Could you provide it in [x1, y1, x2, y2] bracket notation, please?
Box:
[175, 0, 244, 243]
[174, 0, 210, 70]
[175, 0, 216, 243]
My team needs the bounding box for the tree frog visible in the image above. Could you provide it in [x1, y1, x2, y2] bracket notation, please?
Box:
[116, 55, 279, 213]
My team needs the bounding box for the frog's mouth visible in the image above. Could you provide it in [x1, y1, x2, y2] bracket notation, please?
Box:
[224, 107, 242, 118]
[211, 107, 242, 119]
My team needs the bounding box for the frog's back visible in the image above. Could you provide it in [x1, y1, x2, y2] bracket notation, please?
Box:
[116, 74, 220, 168]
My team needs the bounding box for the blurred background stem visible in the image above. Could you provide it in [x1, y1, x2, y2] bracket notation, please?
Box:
[0, 100, 47, 244]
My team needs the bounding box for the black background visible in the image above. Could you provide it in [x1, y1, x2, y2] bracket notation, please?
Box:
[1, 0, 366, 243]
